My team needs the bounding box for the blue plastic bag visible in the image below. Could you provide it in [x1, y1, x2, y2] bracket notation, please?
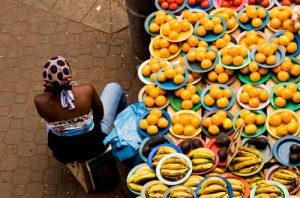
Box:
[103, 102, 146, 161]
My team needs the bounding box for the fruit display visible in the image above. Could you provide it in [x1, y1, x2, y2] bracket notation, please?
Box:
[238, 6, 268, 30]
[168, 185, 195, 197]
[194, 15, 226, 42]
[227, 177, 246, 197]
[248, 0, 272, 8]
[156, 0, 186, 12]
[141, 136, 173, 160]
[187, 0, 212, 10]
[181, 9, 207, 24]
[271, 83, 300, 109]
[245, 171, 264, 188]
[151, 145, 178, 168]
[211, 8, 238, 33]
[182, 175, 204, 191]
[206, 64, 235, 84]
[139, 108, 170, 136]
[238, 84, 269, 109]
[127, 165, 157, 193]
[238, 61, 270, 85]
[270, 167, 299, 192]
[270, 31, 299, 55]
[188, 147, 216, 173]
[185, 47, 218, 72]
[252, 42, 283, 67]
[170, 111, 201, 138]
[144, 180, 168, 198]
[178, 138, 205, 154]
[253, 180, 283, 197]
[237, 30, 267, 51]
[201, 110, 233, 137]
[143, 85, 168, 108]
[229, 146, 264, 176]
[266, 109, 300, 138]
[156, 65, 188, 87]
[171, 85, 201, 110]
[272, 57, 300, 83]
[161, 19, 193, 42]
[219, 45, 250, 68]
[202, 84, 234, 110]
[150, 36, 181, 60]
[210, 33, 236, 52]
[197, 176, 230, 198]
[146, 11, 176, 36]
[268, 6, 294, 32]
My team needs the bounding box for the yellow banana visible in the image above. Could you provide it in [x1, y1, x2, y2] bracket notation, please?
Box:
[273, 170, 298, 180]
[254, 193, 282, 198]
[135, 166, 153, 174]
[239, 165, 259, 173]
[238, 147, 262, 158]
[256, 186, 282, 194]
[233, 191, 242, 197]
[200, 177, 227, 189]
[232, 157, 254, 164]
[245, 175, 262, 184]
[236, 150, 257, 158]
[157, 146, 177, 155]
[199, 184, 227, 195]
[192, 163, 214, 172]
[164, 157, 188, 166]
[170, 191, 193, 198]
[192, 158, 213, 165]
[228, 178, 244, 188]
[205, 173, 221, 177]
[231, 184, 244, 193]
[161, 163, 187, 170]
[128, 183, 143, 192]
[211, 167, 225, 174]
[148, 184, 168, 193]
[153, 154, 168, 162]
[152, 161, 158, 167]
[189, 148, 214, 159]
[198, 191, 227, 198]
[234, 196, 243, 198]
[161, 168, 188, 177]
[133, 172, 156, 184]
[171, 186, 192, 193]
[189, 175, 204, 181]
[148, 192, 163, 198]
[233, 158, 262, 171]
[271, 177, 293, 185]
[163, 175, 184, 181]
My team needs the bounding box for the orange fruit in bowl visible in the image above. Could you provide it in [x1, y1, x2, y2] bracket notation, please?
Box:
[280, 111, 292, 124]
[139, 119, 149, 130]
[255, 114, 265, 125]
[275, 97, 286, 107]
[215, 64, 225, 74]
[270, 18, 282, 29]
[150, 23, 160, 33]
[169, 31, 179, 40]
[274, 85, 284, 97]
[191, 116, 201, 128]
[182, 100, 193, 110]
[266, 55, 277, 65]
[149, 88, 160, 98]
[206, 51, 216, 61]
[245, 124, 257, 135]
[218, 73, 229, 84]
[147, 114, 158, 125]
[153, 40, 161, 49]
[175, 67, 185, 75]
[168, 44, 179, 54]
[191, 94, 200, 104]
[172, 123, 184, 135]
[203, 117, 212, 128]
[145, 84, 155, 94]
[240, 13, 249, 23]
[249, 87, 259, 98]
[180, 114, 191, 126]
[196, 51, 206, 62]
[159, 38, 169, 48]
[249, 61, 259, 72]
[150, 73, 156, 82]
[157, 87, 166, 95]
[204, 20, 214, 31]
[186, 85, 197, 94]
[155, 95, 167, 107]
[145, 96, 155, 107]
[180, 20, 190, 32]
[276, 125, 288, 137]
[187, 51, 196, 62]
[196, 26, 206, 37]
[204, 94, 215, 106]
[162, 23, 171, 36]
[223, 118, 233, 130]
[252, 18, 262, 28]
[157, 72, 167, 82]
[216, 97, 229, 109]
[150, 108, 162, 117]
[181, 90, 192, 100]
[222, 88, 232, 99]
[147, 125, 158, 135]
[281, 88, 293, 99]
[187, 74, 194, 84]
[240, 110, 251, 119]
[233, 56, 244, 66]
[213, 24, 224, 34]
[255, 53, 266, 63]
[210, 87, 223, 99]
[291, 64, 300, 76]
[222, 55, 233, 66]
[211, 114, 223, 126]
[208, 124, 220, 135]
[187, 36, 199, 47]
[293, 92, 300, 103]
[250, 72, 261, 82]
[286, 83, 297, 94]
[175, 87, 185, 97]
[287, 42, 297, 53]
[201, 59, 212, 69]
[174, 74, 185, 85]
[182, 43, 191, 53]
[172, 114, 180, 124]
[249, 98, 260, 108]
[244, 112, 256, 124]
[216, 110, 227, 120]
[165, 68, 176, 79]
[243, 84, 253, 93]
[258, 68, 268, 75]
[159, 48, 170, 58]
[287, 122, 298, 134]
[258, 90, 269, 102]
[269, 114, 282, 126]
[236, 118, 245, 128]
[240, 92, 250, 104]
[158, 117, 168, 129]
[184, 125, 196, 136]
[142, 64, 151, 76]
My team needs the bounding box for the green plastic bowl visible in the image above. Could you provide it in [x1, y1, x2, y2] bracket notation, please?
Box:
[169, 87, 202, 111]
[238, 72, 272, 85]
[271, 56, 300, 84]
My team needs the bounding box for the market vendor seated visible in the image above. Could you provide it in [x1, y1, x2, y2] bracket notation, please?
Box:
[34, 56, 127, 164]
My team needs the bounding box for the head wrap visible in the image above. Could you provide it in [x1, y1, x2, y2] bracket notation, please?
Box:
[43, 56, 75, 110]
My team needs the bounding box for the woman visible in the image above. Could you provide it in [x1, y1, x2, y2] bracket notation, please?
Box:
[34, 56, 127, 164]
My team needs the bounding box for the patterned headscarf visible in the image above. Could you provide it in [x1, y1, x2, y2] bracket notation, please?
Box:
[43, 56, 75, 110]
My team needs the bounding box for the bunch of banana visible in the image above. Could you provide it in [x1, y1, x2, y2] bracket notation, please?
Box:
[127, 165, 156, 192]
[205, 167, 225, 177]
[197, 177, 229, 198]
[146, 180, 168, 198]
[152, 146, 177, 168]
[170, 186, 194, 198]
[227, 178, 245, 198]
[271, 168, 299, 192]
[229, 146, 263, 174]
[182, 175, 204, 191]
[245, 171, 264, 188]
[254, 180, 283, 198]
[188, 148, 215, 173]
[160, 157, 189, 181]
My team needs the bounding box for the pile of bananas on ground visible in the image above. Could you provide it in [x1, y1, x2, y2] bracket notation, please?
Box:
[152, 146, 177, 168]
[245, 171, 264, 188]
[229, 146, 263, 174]
[197, 177, 229, 198]
[254, 180, 283, 198]
[169, 186, 194, 198]
[205, 167, 224, 177]
[227, 178, 245, 198]
[145, 180, 168, 198]
[188, 148, 215, 173]
[127, 165, 156, 192]
[271, 167, 299, 192]
[182, 175, 204, 191]
[160, 156, 189, 181]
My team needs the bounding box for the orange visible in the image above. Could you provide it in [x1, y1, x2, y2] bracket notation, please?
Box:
[240, 66, 249, 74]
[222, 55, 233, 66]
[278, 10, 289, 21]
[165, 68, 176, 79]
[187, 36, 199, 47]
[239, 47, 248, 58]
[150, 62, 161, 73]
[159, 38, 169, 48]
[214, 64, 225, 74]
[270, 9, 280, 18]
[273, 66, 281, 74]
[213, 24, 224, 34]
[155, 95, 167, 107]
[281, 88, 293, 99]
[257, 7, 267, 19]
[266, 55, 277, 65]
[157, 87, 166, 95]
[169, 31, 179, 40]
[206, 51, 216, 61]
[162, 23, 171, 36]
[157, 117, 168, 129]
[180, 20, 190, 32]
[157, 72, 167, 82]
[198, 41, 208, 47]
[236, 118, 245, 128]
[249, 61, 259, 72]
[250, 72, 261, 82]
[276, 125, 288, 137]
[172, 123, 184, 135]
[281, 60, 293, 72]
[145, 96, 155, 107]
[208, 125, 220, 135]
[182, 43, 191, 53]
[211, 114, 223, 126]
[246, 8, 258, 19]
[191, 94, 200, 104]
[150, 108, 162, 118]
[258, 68, 268, 75]
[239, 13, 249, 23]
[191, 116, 201, 128]
[226, 18, 237, 30]
[221, 48, 229, 56]
[142, 65, 151, 76]
[252, 18, 262, 28]
[287, 122, 298, 134]
[139, 119, 149, 130]
[244, 113, 256, 124]
[204, 94, 215, 106]
[249, 87, 259, 98]
[233, 56, 244, 66]
[168, 44, 179, 54]
[150, 23, 160, 33]
[249, 98, 260, 108]
[291, 64, 300, 76]
[208, 71, 218, 82]
[287, 42, 297, 53]
[174, 74, 185, 85]
[204, 20, 214, 31]
[255, 114, 266, 125]
[293, 92, 300, 103]
[184, 125, 196, 136]
[225, 68, 234, 76]
[284, 31, 294, 41]
[281, 111, 292, 124]
[187, 51, 196, 62]
[180, 114, 191, 126]
[155, 15, 166, 25]
[243, 84, 253, 93]
[196, 51, 206, 62]
[223, 118, 233, 130]
[175, 87, 185, 97]
[216, 110, 227, 120]
[245, 124, 257, 135]
[258, 90, 269, 102]
[275, 97, 286, 107]
[255, 53, 266, 63]
[201, 59, 212, 69]
[147, 114, 158, 125]
[278, 35, 290, 46]
[147, 125, 158, 135]
[181, 90, 192, 100]
[182, 100, 193, 110]
[274, 85, 284, 97]
[196, 26, 206, 36]
[223, 34, 231, 42]
[186, 85, 197, 94]
[216, 97, 229, 109]
[203, 117, 212, 128]
[187, 74, 194, 84]
[172, 114, 180, 124]
[175, 67, 185, 75]
[228, 46, 240, 57]
[210, 88, 223, 99]
[286, 83, 297, 94]
[149, 88, 160, 98]
[211, 17, 222, 25]
[222, 88, 232, 99]
[270, 18, 282, 29]
[145, 84, 155, 94]
[240, 92, 250, 104]
[269, 114, 282, 126]
[159, 48, 170, 58]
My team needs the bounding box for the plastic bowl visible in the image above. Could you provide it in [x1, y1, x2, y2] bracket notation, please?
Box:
[250, 45, 285, 68]
[237, 6, 270, 31]
[127, 163, 151, 195]
[270, 56, 300, 83]
[218, 45, 251, 70]
[221, 173, 251, 198]
[169, 86, 202, 111]
[210, 8, 239, 33]
[194, 15, 226, 42]
[267, 6, 292, 32]
[144, 12, 176, 37]
[238, 72, 271, 85]
[191, 149, 219, 175]
[155, 0, 188, 14]
[186, 0, 214, 12]
[196, 176, 233, 198]
[250, 180, 289, 198]
[138, 85, 170, 110]
[213, 0, 246, 11]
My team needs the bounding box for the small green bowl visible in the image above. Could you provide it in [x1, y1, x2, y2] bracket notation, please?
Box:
[271, 56, 300, 84]
[269, 82, 300, 111]
[218, 45, 251, 70]
[169, 87, 202, 111]
[232, 110, 267, 138]
[238, 72, 272, 85]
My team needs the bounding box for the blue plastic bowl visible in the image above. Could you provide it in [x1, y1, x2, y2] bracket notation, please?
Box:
[196, 176, 233, 198]
[186, 0, 214, 12]
[250, 45, 285, 68]
[237, 5, 270, 31]
[155, 66, 189, 90]
[155, 0, 188, 14]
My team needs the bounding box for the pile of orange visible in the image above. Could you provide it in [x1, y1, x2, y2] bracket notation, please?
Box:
[161, 19, 191, 40]
[239, 6, 267, 28]
[240, 61, 269, 83]
[182, 10, 206, 24]
[144, 84, 168, 108]
[171, 113, 201, 136]
[139, 108, 169, 135]
[239, 84, 269, 108]
[221, 46, 247, 66]
[272, 57, 300, 82]
[210, 34, 235, 52]
[269, 111, 298, 137]
[235, 109, 265, 135]
[196, 16, 224, 37]
[213, 8, 237, 31]
[179, 58, 202, 84]
[182, 35, 203, 53]
[207, 64, 234, 84]
[202, 110, 233, 136]
[254, 43, 278, 65]
[187, 47, 216, 70]
[273, 83, 300, 108]
[204, 84, 232, 108]
[149, 11, 174, 34]
[152, 37, 180, 59]
[269, 7, 294, 32]
[174, 85, 201, 110]
[142, 58, 170, 82]
[239, 31, 266, 51]
[270, 31, 298, 54]
[157, 65, 186, 85]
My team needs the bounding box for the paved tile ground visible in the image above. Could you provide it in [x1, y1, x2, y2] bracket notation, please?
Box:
[0, 0, 144, 197]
